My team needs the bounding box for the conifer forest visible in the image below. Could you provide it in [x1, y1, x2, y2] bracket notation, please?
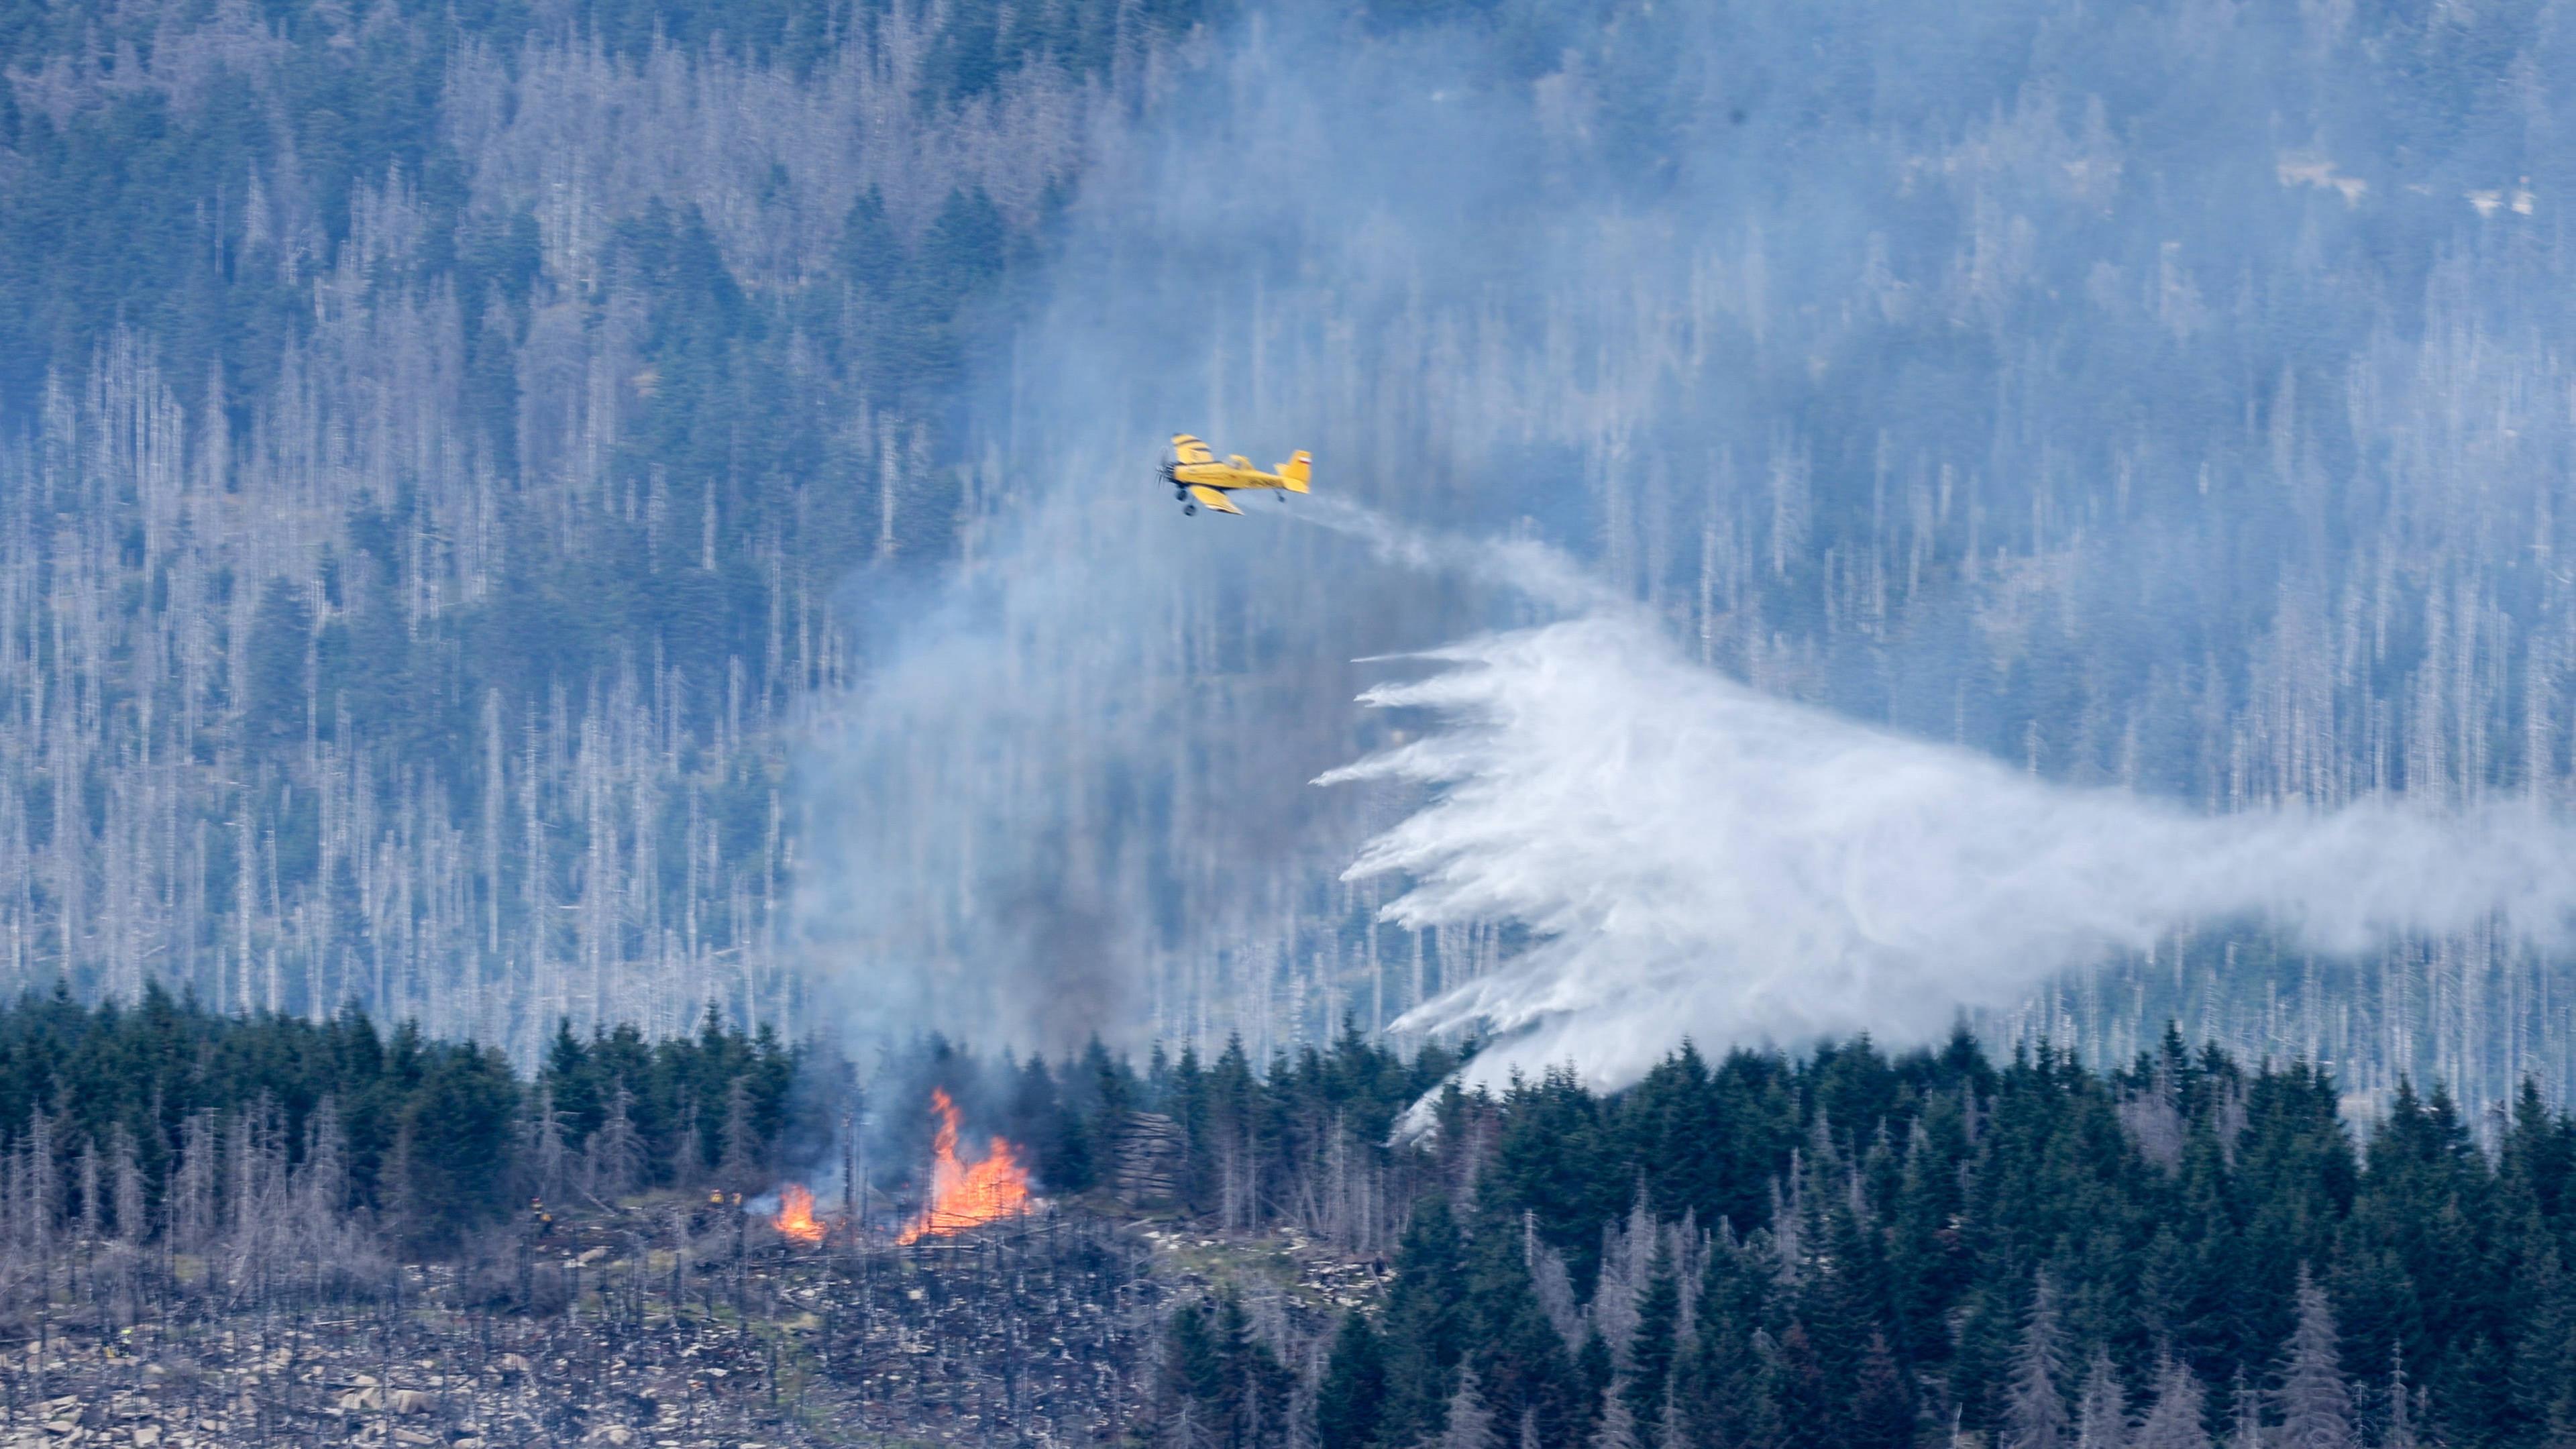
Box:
[11, 0, 2576, 1442]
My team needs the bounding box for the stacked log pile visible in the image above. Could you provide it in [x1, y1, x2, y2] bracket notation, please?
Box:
[1111, 1113, 1186, 1210]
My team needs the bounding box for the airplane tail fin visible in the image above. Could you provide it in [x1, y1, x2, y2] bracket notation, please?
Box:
[1277, 449, 1312, 493]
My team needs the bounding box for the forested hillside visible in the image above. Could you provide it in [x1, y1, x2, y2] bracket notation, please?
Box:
[3, 985, 2573, 1447]
[0, 0, 1214, 1060]
[0, 985, 808, 1257]
[807, 0, 2576, 1112]
[1150, 1034, 2576, 1449]
[12, 0, 2576, 1115]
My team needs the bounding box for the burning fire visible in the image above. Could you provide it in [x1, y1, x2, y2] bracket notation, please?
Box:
[771, 1183, 826, 1246]
[896, 1088, 1034, 1244]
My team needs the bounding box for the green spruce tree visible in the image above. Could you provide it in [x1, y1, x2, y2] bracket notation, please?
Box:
[1318, 1311, 1385, 1449]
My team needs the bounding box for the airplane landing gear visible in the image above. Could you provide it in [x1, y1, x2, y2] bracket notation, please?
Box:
[1183, 503, 1197, 515]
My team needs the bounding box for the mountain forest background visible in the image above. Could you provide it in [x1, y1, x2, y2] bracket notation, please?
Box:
[0, 0, 1200, 1056]
[8, 0, 2576, 1116]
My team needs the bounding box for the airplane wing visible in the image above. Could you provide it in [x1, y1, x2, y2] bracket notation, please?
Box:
[1171, 434, 1215, 465]
[1187, 484, 1244, 515]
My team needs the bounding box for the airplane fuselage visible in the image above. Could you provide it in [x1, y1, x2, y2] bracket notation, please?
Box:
[1164, 436, 1312, 516]
[1171, 460, 1293, 490]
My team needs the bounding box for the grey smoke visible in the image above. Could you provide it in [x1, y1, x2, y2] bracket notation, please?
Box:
[800, 0, 2576, 1104]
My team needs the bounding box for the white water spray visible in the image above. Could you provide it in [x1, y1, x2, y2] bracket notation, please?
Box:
[1305, 520, 2576, 1116]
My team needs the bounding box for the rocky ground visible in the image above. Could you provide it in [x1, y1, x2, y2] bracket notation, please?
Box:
[0, 1201, 1391, 1447]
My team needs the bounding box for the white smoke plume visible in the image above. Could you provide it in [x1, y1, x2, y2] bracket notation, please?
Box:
[799, 0, 2576, 1104]
[1316, 536, 2576, 1111]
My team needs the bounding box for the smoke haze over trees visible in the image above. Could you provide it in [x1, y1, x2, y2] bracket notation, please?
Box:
[815, 0, 2576, 1110]
[0, 0, 1216, 1061]
[9, 0, 2576, 1108]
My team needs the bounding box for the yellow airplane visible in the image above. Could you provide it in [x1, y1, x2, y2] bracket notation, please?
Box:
[1163, 434, 1312, 515]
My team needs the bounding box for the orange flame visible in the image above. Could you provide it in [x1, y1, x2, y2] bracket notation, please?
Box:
[896, 1088, 1033, 1244]
[771, 1183, 826, 1245]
